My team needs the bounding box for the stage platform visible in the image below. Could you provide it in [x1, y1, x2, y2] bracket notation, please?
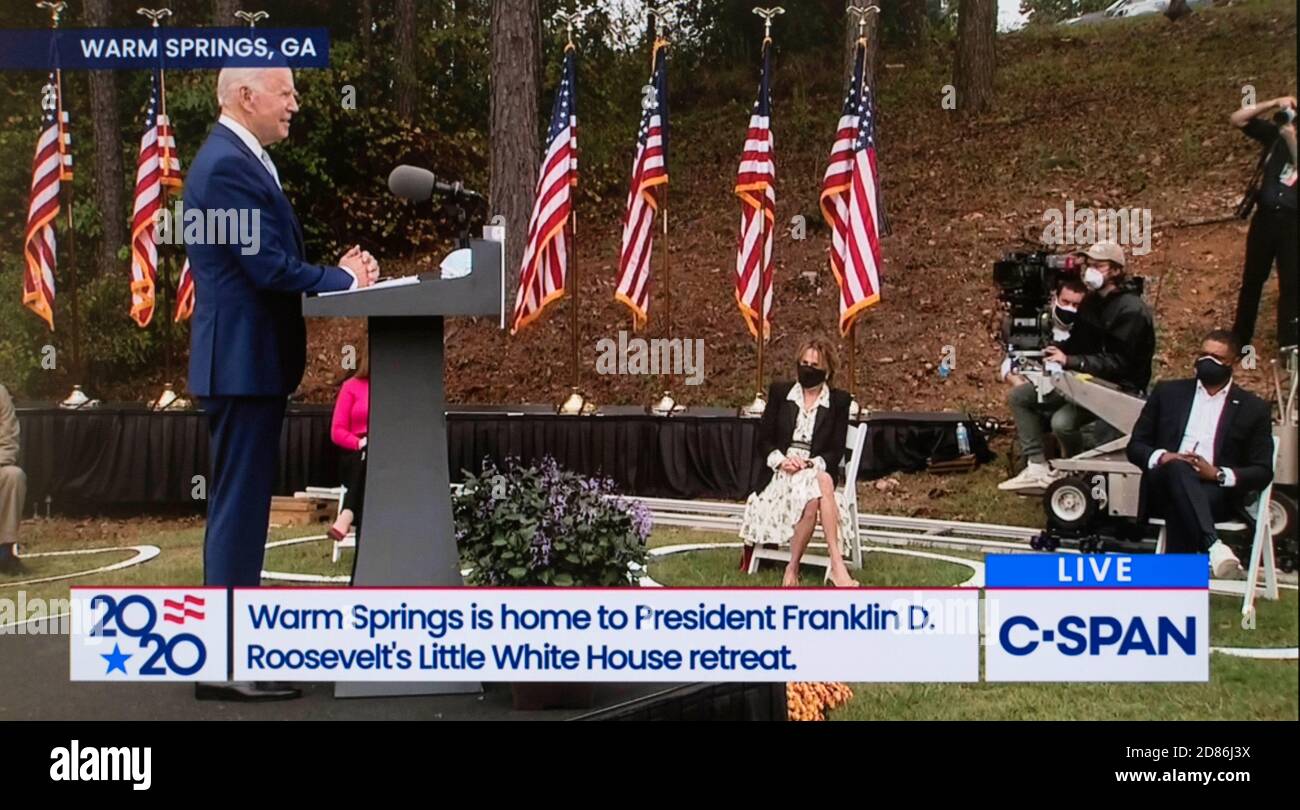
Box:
[15, 404, 990, 511]
[0, 632, 785, 721]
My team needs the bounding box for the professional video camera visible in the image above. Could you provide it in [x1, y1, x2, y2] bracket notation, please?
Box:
[993, 251, 1081, 353]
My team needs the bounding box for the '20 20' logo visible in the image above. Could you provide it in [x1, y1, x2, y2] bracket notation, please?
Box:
[91, 594, 208, 676]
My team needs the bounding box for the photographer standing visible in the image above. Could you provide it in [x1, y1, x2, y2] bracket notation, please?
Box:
[1000, 242, 1156, 492]
[1230, 95, 1297, 352]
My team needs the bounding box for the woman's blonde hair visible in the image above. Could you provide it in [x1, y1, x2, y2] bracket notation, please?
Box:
[795, 337, 838, 384]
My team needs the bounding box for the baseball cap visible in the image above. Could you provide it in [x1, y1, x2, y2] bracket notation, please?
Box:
[1083, 241, 1126, 268]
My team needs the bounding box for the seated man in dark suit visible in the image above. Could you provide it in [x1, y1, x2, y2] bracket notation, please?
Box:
[1127, 329, 1275, 578]
[0, 382, 26, 574]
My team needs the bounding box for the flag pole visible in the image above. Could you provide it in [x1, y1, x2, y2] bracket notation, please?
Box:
[754, 38, 768, 407]
[648, 10, 678, 416]
[555, 10, 591, 416]
[651, 10, 672, 345]
[60, 69, 80, 385]
[751, 9, 783, 417]
[39, 2, 82, 388]
[567, 48, 581, 396]
[844, 5, 879, 419]
[141, 7, 179, 408]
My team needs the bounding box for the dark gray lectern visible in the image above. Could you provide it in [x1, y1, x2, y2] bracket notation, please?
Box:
[303, 239, 503, 698]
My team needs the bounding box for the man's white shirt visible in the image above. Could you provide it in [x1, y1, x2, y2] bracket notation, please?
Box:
[1146, 380, 1237, 487]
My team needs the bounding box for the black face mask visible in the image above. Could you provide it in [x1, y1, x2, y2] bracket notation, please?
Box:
[1054, 305, 1079, 326]
[1194, 356, 1233, 388]
[797, 363, 828, 388]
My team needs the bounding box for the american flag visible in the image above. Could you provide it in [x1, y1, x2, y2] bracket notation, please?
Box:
[129, 66, 182, 328]
[22, 71, 72, 331]
[819, 40, 888, 336]
[173, 259, 194, 322]
[734, 41, 775, 339]
[511, 46, 578, 335]
[614, 38, 670, 329]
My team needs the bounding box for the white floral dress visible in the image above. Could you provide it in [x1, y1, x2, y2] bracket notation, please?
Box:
[739, 383, 855, 548]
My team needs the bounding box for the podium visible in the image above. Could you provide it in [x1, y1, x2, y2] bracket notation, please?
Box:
[303, 239, 504, 698]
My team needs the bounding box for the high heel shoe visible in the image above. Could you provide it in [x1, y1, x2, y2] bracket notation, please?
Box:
[829, 570, 861, 588]
[327, 526, 347, 543]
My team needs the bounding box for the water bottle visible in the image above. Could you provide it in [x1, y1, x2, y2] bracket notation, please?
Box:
[956, 422, 971, 456]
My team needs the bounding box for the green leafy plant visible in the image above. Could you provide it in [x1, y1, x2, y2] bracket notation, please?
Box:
[454, 456, 650, 587]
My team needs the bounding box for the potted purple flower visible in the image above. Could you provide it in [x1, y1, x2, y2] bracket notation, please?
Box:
[453, 456, 652, 709]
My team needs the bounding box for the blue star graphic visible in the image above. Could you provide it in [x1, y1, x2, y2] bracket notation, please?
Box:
[102, 643, 132, 675]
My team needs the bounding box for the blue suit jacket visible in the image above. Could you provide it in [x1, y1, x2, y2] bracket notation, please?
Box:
[185, 123, 353, 398]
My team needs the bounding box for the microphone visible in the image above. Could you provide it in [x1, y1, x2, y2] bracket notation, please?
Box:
[387, 165, 484, 202]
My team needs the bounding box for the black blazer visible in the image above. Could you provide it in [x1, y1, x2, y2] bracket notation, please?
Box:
[754, 381, 853, 492]
[1126, 379, 1274, 509]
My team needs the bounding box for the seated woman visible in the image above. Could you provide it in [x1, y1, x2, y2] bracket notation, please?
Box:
[328, 346, 369, 545]
[740, 338, 859, 588]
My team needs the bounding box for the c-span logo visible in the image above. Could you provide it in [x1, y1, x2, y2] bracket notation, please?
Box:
[984, 555, 1208, 682]
[70, 588, 228, 681]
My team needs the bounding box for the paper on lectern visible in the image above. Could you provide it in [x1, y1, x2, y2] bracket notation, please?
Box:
[317, 275, 421, 297]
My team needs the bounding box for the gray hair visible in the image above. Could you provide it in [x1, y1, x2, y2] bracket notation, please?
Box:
[216, 67, 271, 109]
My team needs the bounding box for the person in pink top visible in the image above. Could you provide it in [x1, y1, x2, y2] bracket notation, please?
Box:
[329, 346, 369, 544]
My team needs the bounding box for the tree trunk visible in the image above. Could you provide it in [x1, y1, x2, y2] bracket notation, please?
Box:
[843, 0, 883, 95]
[1165, 0, 1193, 21]
[954, 0, 996, 115]
[899, 0, 930, 49]
[490, 0, 541, 293]
[85, 0, 125, 280]
[395, 0, 418, 120]
[212, 0, 241, 25]
[359, 0, 374, 60]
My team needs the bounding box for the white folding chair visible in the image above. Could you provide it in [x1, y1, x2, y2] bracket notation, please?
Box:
[296, 486, 355, 563]
[1152, 437, 1280, 628]
[747, 422, 867, 580]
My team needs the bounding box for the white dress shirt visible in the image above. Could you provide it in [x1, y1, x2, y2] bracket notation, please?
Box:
[1147, 380, 1237, 487]
[217, 115, 357, 290]
[766, 383, 832, 473]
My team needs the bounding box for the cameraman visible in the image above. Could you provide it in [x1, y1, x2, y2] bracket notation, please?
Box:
[1000, 242, 1155, 492]
[1230, 95, 1297, 352]
[1000, 275, 1087, 387]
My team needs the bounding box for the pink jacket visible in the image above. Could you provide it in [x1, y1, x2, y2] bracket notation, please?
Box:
[331, 376, 369, 451]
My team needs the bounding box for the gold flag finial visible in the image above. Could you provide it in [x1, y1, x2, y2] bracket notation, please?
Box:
[137, 8, 173, 27]
[555, 9, 582, 48]
[649, 6, 674, 39]
[234, 9, 269, 27]
[36, 1, 67, 27]
[847, 4, 881, 41]
[752, 7, 784, 40]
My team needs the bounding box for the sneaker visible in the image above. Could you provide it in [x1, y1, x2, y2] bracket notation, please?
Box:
[1209, 540, 1245, 580]
[998, 462, 1062, 492]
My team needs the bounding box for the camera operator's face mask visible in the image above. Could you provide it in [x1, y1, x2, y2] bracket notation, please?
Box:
[1053, 302, 1079, 326]
[1083, 266, 1107, 291]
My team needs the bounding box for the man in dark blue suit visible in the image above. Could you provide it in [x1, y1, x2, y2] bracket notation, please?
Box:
[185, 66, 377, 700]
[1127, 329, 1274, 579]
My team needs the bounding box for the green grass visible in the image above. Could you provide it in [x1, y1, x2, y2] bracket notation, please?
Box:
[0, 523, 333, 609]
[649, 546, 975, 588]
[836, 656, 1298, 721]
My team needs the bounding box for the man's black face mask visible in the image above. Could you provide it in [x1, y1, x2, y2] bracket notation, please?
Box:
[1195, 356, 1233, 388]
